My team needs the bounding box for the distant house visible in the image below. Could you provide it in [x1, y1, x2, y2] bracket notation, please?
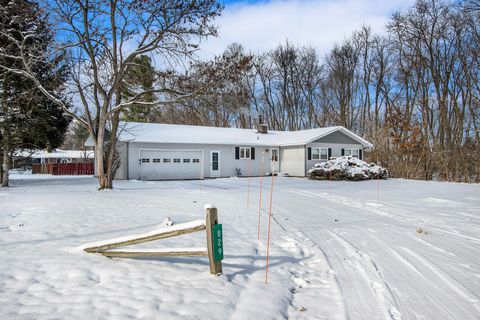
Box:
[87, 121, 373, 180]
[30, 149, 94, 164]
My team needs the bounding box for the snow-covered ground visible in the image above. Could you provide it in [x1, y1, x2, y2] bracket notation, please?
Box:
[1, 173, 479, 319]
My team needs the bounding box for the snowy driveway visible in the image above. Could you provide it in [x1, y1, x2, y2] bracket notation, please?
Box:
[0, 174, 479, 319]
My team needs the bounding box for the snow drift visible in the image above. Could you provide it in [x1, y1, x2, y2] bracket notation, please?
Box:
[307, 156, 388, 181]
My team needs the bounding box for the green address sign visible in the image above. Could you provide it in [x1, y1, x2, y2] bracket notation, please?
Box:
[212, 224, 223, 261]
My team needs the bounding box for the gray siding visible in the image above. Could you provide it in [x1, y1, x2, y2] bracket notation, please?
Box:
[122, 142, 278, 180]
[314, 130, 359, 144]
[305, 142, 363, 174]
[114, 142, 128, 180]
[280, 145, 305, 177]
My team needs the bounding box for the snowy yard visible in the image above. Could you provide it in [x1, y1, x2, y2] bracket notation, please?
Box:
[0, 173, 479, 320]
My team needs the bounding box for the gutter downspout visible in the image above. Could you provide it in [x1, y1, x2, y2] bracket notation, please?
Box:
[126, 142, 129, 180]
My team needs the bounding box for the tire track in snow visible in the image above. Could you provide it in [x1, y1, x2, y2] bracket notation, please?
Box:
[257, 201, 348, 319]
[401, 246, 480, 311]
[287, 189, 414, 225]
[326, 231, 402, 320]
[426, 227, 480, 244]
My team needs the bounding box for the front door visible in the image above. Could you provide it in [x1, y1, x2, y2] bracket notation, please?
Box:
[270, 148, 279, 173]
[210, 151, 220, 177]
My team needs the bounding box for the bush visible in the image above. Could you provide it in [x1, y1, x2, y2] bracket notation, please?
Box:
[307, 156, 389, 181]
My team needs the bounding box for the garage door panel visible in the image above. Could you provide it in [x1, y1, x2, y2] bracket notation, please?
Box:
[139, 150, 202, 180]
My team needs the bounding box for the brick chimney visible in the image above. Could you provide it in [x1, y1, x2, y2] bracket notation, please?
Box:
[257, 115, 268, 134]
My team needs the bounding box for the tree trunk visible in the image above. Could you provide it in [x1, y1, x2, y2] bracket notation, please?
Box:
[1, 148, 9, 187]
[95, 141, 114, 190]
[98, 172, 113, 189]
[0, 152, 3, 185]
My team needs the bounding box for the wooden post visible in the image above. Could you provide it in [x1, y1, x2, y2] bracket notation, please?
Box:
[206, 207, 222, 275]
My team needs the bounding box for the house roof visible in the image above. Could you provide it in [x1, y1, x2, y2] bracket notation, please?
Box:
[113, 122, 373, 148]
[16, 149, 95, 159]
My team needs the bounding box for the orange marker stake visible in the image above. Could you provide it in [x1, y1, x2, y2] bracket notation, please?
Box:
[376, 157, 380, 202]
[257, 152, 265, 241]
[377, 175, 379, 202]
[265, 168, 275, 284]
[247, 156, 252, 209]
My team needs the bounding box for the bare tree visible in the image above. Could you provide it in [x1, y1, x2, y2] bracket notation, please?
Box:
[0, 0, 222, 189]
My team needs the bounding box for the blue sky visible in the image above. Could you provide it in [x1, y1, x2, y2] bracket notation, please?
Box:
[199, 0, 416, 58]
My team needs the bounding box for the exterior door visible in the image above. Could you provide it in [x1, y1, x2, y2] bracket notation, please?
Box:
[270, 148, 279, 173]
[210, 151, 220, 177]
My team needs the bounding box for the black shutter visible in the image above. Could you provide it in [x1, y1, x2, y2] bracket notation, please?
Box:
[235, 147, 240, 159]
[328, 148, 332, 159]
[341, 148, 345, 156]
[251, 147, 255, 160]
[359, 149, 363, 160]
[307, 147, 312, 160]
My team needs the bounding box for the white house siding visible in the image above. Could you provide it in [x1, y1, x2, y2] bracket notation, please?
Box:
[122, 142, 277, 180]
[280, 146, 306, 177]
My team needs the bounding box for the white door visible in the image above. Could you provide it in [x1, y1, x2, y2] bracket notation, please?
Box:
[210, 151, 220, 177]
[270, 148, 279, 173]
[139, 149, 203, 180]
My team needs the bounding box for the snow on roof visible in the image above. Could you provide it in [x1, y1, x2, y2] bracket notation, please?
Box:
[28, 149, 94, 159]
[116, 122, 373, 148]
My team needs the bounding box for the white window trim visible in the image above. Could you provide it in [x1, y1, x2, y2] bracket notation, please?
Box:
[312, 147, 329, 160]
[344, 148, 360, 158]
[239, 147, 251, 160]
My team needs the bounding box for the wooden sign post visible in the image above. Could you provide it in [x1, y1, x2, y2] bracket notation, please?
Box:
[206, 206, 223, 275]
[83, 206, 223, 276]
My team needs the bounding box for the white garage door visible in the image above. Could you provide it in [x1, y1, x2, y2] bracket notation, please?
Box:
[139, 150, 203, 180]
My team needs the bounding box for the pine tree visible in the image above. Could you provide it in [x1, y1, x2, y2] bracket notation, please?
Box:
[121, 55, 156, 122]
[0, 0, 70, 186]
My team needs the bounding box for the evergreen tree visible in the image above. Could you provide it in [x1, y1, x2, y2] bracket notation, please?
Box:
[121, 55, 156, 122]
[0, 0, 70, 186]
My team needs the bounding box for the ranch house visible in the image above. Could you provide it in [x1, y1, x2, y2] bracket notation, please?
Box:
[89, 121, 373, 180]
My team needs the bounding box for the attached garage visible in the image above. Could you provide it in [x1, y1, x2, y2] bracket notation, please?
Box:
[138, 149, 203, 180]
[97, 122, 373, 180]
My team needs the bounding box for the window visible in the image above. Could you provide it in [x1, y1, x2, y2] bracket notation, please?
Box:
[163, 159, 171, 163]
[141, 158, 150, 163]
[192, 159, 200, 163]
[312, 148, 328, 160]
[271, 149, 279, 161]
[345, 149, 359, 158]
[183, 159, 190, 163]
[240, 147, 250, 159]
[152, 158, 161, 163]
[173, 159, 180, 163]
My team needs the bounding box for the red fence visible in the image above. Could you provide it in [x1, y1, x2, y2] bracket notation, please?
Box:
[32, 163, 94, 175]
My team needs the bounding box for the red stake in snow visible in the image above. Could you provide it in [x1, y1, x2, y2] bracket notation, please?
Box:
[265, 167, 275, 284]
[257, 152, 265, 241]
